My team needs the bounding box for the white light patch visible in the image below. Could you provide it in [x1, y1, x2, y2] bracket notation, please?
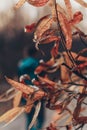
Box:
[0, 0, 14, 11]
[22, 3, 38, 23]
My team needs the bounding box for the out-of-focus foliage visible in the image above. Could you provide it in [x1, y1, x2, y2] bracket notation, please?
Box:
[0, 0, 87, 130]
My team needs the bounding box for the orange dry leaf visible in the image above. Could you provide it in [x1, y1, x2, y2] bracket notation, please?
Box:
[58, 12, 72, 50]
[64, 0, 73, 20]
[51, 3, 66, 21]
[13, 91, 22, 107]
[5, 77, 46, 102]
[14, 0, 26, 9]
[27, 0, 49, 7]
[60, 65, 71, 83]
[34, 28, 60, 48]
[5, 76, 34, 94]
[24, 23, 36, 33]
[69, 11, 83, 25]
[40, 35, 60, 44]
[35, 58, 55, 74]
[38, 75, 56, 87]
[14, 0, 49, 9]
[33, 15, 53, 43]
[63, 51, 87, 66]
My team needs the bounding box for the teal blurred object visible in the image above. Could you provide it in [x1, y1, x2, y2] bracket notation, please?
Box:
[18, 57, 39, 84]
[18, 55, 44, 130]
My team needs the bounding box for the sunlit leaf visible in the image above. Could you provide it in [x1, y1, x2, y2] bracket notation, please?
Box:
[13, 91, 22, 107]
[0, 107, 25, 123]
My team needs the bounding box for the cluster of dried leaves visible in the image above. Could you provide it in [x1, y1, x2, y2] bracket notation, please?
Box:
[0, 0, 87, 130]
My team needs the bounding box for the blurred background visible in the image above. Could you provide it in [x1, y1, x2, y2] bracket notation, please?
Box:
[0, 0, 87, 78]
[0, 0, 87, 130]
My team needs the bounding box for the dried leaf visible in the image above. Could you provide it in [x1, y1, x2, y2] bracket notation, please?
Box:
[64, 0, 73, 20]
[75, 0, 87, 8]
[51, 3, 67, 21]
[33, 15, 53, 43]
[14, 0, 26, 9]
[35, 58, 55, 74]
[69, 11, 83, 25]
[38, 75, 56, 87]
[40, 35, 60, 44]
[58, 12, 72, 50]
[13, 91, 22, 107]
[60, 65, 70, 83]
[27, 0, 49, 7]
[63, 51, 87, 69]
[5, 76, 34, 94]
[34, 29, 60, 49]
[25, 91, 46, 113]
[28, 101, 41, 130]
[0, 107, 25, 123]
[25, 97, 34, 113]
[24, 23, 36, 33]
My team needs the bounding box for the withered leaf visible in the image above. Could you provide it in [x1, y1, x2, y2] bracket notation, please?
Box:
[14, 0, 26, 9]
[5, 76, 34, 94]
[35, 58, 55, 74]
[51, 3, 66, 21]
[75, 0, 87, 8]
[64, 0, 73, 20]
[33, 15, 53, 43]
[58, 12, 72, 50]
[69, 11, 83, 25]
[13, 91, 22, 107]
[0, 107, 25, 123]
[14, 0, 49, 9]
[38, 75, 56, 87]
[24, 23, 36, 33]
[27, 0, 49, 7]
[40, 35, 60, 44]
